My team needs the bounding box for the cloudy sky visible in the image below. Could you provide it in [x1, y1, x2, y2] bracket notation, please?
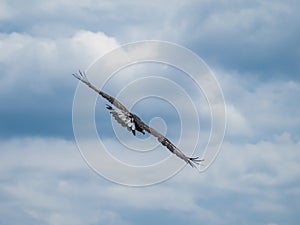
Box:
[1, 0, 300, 224]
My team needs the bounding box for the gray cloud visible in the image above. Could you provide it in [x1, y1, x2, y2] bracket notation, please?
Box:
[177, 0, 300, 79]
[1, 1, 299, 79]
[0, 1, 299, 224]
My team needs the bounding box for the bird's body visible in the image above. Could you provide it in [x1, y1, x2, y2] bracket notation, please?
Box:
[73, 71, 203, 168]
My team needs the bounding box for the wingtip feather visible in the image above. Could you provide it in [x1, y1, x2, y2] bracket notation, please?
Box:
[188, 157, 204, 168]
[72, 70, 89, 83]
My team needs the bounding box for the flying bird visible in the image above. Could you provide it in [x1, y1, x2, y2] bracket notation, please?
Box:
[73, 71, 203, 168]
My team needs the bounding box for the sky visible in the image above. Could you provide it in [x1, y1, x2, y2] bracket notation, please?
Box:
[0, 0, 300, 224]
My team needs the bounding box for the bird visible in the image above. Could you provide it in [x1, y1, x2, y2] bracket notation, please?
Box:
[72, 71, 203, 168]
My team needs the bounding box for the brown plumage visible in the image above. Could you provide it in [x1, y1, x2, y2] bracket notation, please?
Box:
[73, 71, 203, 168]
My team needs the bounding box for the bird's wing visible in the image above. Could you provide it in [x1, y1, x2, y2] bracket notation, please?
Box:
[141, 123, 203, 168]
[106, 105, 136, 135]
[72, 71, 129, 112]
[73, 71, 203, 168]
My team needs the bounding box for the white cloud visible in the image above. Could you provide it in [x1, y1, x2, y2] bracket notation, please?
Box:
[0, 30, 119, 96]
[225, 103, 253, 137]
[0, 137, 84, 173]
[0, 137, 132, 225]
[217, 133, 300, 189]
[0, 134, 299, 225]
[216, 70, 300, 140]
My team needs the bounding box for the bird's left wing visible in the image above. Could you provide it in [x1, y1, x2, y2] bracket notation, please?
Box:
[140, 122, 203, 168]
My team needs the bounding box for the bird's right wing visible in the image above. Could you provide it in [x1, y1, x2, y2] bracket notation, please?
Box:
[72, 71, 129, 112]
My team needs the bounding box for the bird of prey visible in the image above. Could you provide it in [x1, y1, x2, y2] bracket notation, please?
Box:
[73, 71, 203, 168]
